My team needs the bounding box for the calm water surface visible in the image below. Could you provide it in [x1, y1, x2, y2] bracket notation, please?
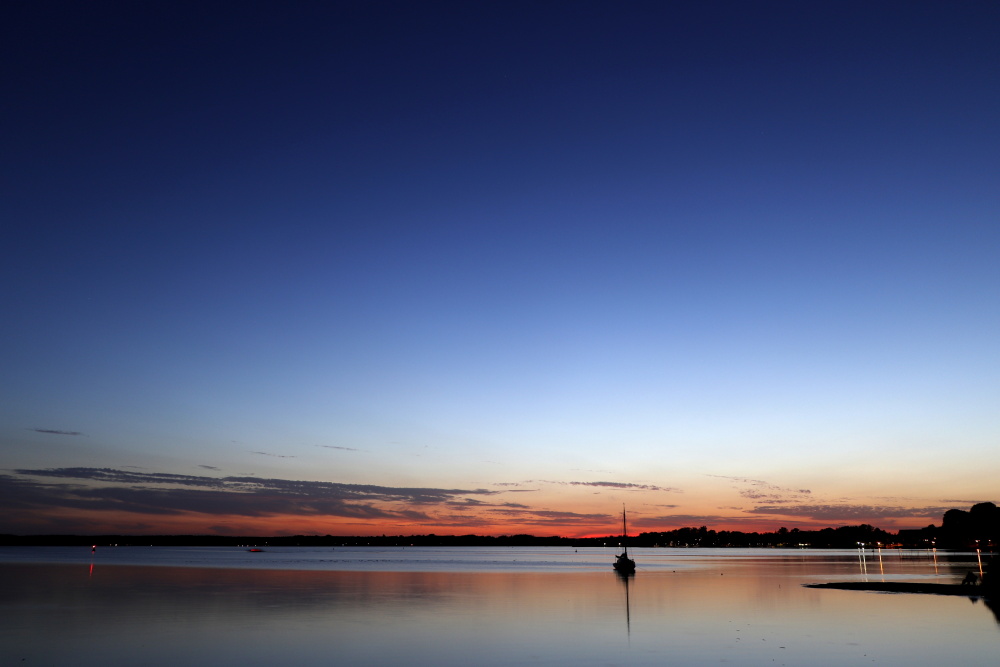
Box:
[1, 547, 995, 666]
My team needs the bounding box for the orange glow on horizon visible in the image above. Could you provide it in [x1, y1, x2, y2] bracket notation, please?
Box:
[7, 504, 936, 538]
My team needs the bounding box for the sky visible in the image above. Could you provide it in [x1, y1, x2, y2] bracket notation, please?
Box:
[2, 1, 998, 537]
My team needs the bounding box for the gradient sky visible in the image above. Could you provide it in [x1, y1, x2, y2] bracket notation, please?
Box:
[2, 1, 998, 537]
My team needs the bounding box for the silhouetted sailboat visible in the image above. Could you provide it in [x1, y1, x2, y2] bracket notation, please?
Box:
[613, 506, 636, 574]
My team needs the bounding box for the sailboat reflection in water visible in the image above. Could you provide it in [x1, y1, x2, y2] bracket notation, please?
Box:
[613, 506, 636, 575]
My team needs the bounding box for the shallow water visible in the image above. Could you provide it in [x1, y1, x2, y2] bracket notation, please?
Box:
[1, 547, 995, 666]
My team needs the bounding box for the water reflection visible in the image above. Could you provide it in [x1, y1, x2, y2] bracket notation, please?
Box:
[615, 568, 633, 636]
[0, 551, 996, 667]
[986, 597, 1000, 625]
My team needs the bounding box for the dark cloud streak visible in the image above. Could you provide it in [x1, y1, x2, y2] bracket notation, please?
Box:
[3, 468, 498, 526]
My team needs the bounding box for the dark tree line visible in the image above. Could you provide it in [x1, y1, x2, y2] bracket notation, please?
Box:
[630, 523, 894, 549]
[898, 502, 1000, 549]
[2, 502, 995, 548]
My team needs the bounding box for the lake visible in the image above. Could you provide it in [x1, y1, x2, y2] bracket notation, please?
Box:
[0, 546, 995, 666]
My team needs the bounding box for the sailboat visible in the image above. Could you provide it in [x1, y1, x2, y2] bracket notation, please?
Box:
[613, 506, 636, 574]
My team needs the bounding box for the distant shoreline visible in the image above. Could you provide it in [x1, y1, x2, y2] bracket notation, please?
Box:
[806, 581, 993, 596]
[1, 531, 994, 550]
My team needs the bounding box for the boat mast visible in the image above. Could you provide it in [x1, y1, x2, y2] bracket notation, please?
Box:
[621, 505, 629, 556]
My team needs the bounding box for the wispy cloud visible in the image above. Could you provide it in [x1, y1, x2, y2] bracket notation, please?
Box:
[568, 481, 677, 492]
[708, 474, 811, 503]
[250, 451, 295, 458]
[746, 504, 950, 522]
[481, 507, 613, 527]
[500, 479, 678, 492]
[634, 513, 731, 528]
[317, 445, 359, 452]
[940, 499, 991, 506]
[19, 467, 233, 487]
[31, 428, 84, 436]
[445, 498, 529, 509]
[705, 475, 951, 525]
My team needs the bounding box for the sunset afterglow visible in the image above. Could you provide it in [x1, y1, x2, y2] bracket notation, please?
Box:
[3, 2, 997, 538]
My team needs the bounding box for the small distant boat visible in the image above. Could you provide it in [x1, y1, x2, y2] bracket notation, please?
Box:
[613, 506, 636, 575]
[248, 548, 265, 552]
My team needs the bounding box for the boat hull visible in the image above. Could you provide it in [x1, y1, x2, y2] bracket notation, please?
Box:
[613, 555, 635, 574]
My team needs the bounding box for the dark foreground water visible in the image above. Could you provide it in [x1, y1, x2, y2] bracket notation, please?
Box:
[0, 547, 995, 666]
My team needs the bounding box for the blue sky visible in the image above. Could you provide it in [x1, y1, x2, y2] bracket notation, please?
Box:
[2, 1, 998, 536]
